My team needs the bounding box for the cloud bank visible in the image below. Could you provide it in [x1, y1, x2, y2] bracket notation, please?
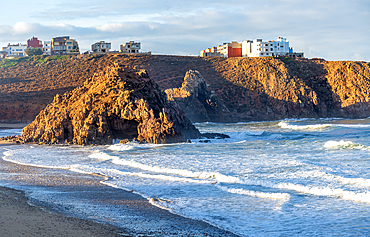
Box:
[0, 0, 369, 61]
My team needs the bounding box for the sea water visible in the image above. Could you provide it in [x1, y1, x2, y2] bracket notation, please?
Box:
[1, 118, 370, 236]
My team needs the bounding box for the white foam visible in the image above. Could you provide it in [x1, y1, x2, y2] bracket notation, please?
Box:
[111, 157, 243, 183]
[324, 140, 369, 150]
[276, 183, 370, 203]
[88, 152, 118, 160]
[217, 186, 290, 200]
[279, 121, 332, 130]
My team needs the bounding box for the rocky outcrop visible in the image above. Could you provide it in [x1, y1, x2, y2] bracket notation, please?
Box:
[165, 70, 231, 122]
[17, 63, 200, 145]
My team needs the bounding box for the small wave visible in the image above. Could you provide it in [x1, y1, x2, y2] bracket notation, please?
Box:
[336, 124, 370, 128]
[111, 158, 243, 183]
[276, 183, 370, 203]
[279, 121, 332, 130]
[324, 140, 369, 150]
[217, 186, 290, 200]
[227, 130, 268, 140]
[89, 152, 118, 160]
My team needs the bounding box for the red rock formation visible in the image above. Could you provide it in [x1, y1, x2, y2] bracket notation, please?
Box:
[18, 63, 200, 145]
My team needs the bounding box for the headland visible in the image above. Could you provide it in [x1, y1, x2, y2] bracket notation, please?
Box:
[0, 54, 369, 124]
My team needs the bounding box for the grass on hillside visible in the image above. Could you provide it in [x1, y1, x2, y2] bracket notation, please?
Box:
[0, 55, 72, 68]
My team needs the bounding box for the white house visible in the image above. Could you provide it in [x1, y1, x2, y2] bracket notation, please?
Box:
[242, 37, 291, 57]
[2, 43, 28, 57]
[43, 41, 52, 55]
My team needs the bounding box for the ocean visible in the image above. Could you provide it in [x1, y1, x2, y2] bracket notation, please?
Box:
[1, 118, 370, 236]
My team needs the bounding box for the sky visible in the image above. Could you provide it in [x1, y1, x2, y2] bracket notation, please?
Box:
[0, 0, 369, 61]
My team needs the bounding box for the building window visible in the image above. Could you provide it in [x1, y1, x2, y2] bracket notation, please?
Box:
[61, 46, 66, 50]
[271, 48, 273, 51]
[54, 46, 60, 50]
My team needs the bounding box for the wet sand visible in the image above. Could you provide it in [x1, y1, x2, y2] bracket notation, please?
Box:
[0, 156, 239, 236]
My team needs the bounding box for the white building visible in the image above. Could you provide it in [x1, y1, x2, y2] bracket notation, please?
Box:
[120, 41, 141, 53]
[242, 37, 291, 57]
[91, 41, 111, 53]
[2, 43, 27, 57]
[43, 41, 51, 55]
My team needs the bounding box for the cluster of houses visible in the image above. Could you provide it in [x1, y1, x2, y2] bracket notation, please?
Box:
[1, 35, 303, 59]
[0, 36, 142, 58]
[200, 37, 304, 58]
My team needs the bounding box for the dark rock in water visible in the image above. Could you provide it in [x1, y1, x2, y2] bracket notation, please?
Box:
[199, 140, 211, 143]
[17, 63, 201, 145]
[165, 70, 231, 122]
[201, 133, 230, 139]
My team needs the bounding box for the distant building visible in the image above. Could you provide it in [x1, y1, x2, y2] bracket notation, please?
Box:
[2, 43, 27, 57]
[43, 41, 52, 56]
[120, 41, 141, 53]
[201, 37, 304, 58]
[200, 47, 220, 57]
[27, 37, 43, 48]
[201, 41, 242, 58]
[242, 37, 291, 57]
[51, 36, 80, 55]
[91, 41, 111, 53]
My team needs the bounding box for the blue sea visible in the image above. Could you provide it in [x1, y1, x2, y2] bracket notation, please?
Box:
[1, 118, 370, 236]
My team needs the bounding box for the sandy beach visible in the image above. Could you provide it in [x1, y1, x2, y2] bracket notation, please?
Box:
[0, 154, 238, 236]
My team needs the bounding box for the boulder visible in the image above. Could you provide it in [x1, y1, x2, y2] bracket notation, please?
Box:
[18, 63, 201, 145]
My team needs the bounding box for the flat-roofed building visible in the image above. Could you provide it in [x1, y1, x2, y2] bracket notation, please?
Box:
[51, 36, 80, 55]
[27, 37, 43, 48]
[242, 37, 301, 58]
[120, 41, 141, 53]
[2, 43, 27, 57]
[200, 42, 242, 58]
[43, 41, 51, 55]
[91, 41, 111, 53]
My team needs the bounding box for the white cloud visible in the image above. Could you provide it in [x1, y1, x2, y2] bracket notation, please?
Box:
[13, 22, 35, 34]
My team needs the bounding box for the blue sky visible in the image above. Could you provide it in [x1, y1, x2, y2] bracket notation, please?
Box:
[0, 0, 369, 61]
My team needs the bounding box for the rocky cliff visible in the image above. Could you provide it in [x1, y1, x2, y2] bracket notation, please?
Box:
[165, 70, 231, 122]
[17, 63, 200, 145]
[0, 54, 369, 123]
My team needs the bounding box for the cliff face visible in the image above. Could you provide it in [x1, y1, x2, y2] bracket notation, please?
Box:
[18, 64, 200, 145]
[165, 70, 231, 122]
[0, 54, 369, 123]
[204, 57, 370, 120]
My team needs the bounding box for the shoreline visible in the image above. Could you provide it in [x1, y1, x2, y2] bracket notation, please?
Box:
[0, 155, 239, 237]
[0, 123, 28, 129]
[0, 186, 125, 237]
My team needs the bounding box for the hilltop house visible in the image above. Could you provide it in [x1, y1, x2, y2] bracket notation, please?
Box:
[27, 37, 43, 49]
[91, 41, 111, 53]
[120, 41, 141, 53]
[201, 42, 242, 57]
[2, 43, 27, 57]
[201, 37, 304, 58]
[43, 41, 51, 55]
[51, 36, 80, 55]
